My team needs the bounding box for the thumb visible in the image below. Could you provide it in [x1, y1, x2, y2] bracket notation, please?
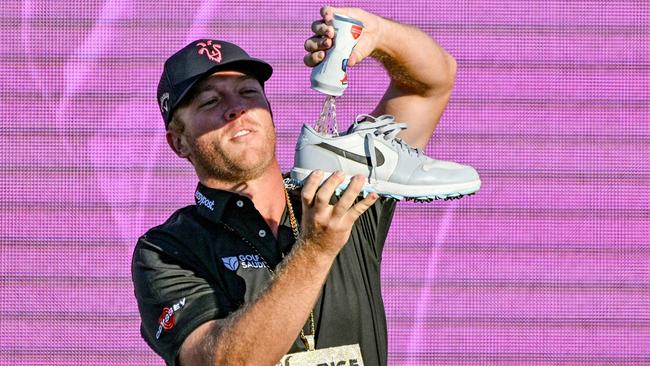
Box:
[349, 50, 359, 67]
[348, 32, 374, 67]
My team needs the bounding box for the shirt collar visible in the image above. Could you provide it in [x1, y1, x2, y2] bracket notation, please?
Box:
[194, 181, 302, 227]
[194, 182, 243, 222]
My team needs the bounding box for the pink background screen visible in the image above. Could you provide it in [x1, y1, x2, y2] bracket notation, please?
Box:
[1, 1, 649, 365]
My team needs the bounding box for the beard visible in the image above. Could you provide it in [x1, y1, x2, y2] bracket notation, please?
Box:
[189, 127, 277, 184]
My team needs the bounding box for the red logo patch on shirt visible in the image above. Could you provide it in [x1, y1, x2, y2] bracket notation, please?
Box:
[196, 40, 222, 63]
[158, 307, 175, 330]
[155, 297, 186, 340]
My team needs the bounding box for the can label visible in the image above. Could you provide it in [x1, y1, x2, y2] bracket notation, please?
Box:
[351, 25, 362, 39]
[310, 14, 364, 96]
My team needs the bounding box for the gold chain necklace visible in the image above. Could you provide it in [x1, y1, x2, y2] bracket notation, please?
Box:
[221, 187, 316, 351]
[284, 188, 317, 351]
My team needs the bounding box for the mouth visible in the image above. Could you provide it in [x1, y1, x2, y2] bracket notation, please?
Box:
[232, 129, 252, 139]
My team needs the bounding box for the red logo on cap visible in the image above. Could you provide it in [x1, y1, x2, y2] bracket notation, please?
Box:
[196, 40, 222, 63]
[350, 25, 362, 40]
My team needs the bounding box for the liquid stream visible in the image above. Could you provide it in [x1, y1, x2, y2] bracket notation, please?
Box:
[314, 95, 338, 136]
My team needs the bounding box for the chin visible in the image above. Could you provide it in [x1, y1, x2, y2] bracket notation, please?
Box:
[192, 136, 276, 182]
[237, 154, 275, 176]
[214, 153, 276, 183]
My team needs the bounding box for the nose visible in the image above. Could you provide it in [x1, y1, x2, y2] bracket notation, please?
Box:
[223, 99, 246, 122]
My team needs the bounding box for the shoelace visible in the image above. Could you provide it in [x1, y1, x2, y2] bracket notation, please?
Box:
[351, 114, 424, 182]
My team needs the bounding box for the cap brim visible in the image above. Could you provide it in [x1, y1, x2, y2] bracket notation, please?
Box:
[170, 58, 273, 117]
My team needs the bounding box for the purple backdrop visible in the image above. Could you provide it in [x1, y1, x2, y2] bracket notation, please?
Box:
[1, 0, 649, 365]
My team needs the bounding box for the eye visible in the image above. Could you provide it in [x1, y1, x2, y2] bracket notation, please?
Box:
[241, 88, 258, 95]
[200, 98, 219, 107]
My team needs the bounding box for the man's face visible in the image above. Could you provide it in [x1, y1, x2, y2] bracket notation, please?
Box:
[171, 71, 276, 183]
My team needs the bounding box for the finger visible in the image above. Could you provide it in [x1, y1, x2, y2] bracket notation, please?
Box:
[300, 170, 323, 207]
[346, 192, 379, 221]
[311, 20, 334, 38]
[319, 6, 367, 67]
[322, 6, 359, 23]
[332, 175, 366, 217]
[304, 36, 332, 52]
[320, 6, 347, 23]
[320, 6, 334, 23]
[314, 171, 345, 208]
[303, 50, 326, 67]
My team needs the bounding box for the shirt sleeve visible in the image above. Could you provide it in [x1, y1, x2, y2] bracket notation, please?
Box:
[131, 233, 234, 366]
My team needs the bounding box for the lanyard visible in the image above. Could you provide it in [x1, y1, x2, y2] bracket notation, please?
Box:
[220, 187, 316, 351]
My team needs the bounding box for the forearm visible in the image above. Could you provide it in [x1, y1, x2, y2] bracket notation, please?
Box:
[372, 17, 456, 96]
[212, 239, 335, 365]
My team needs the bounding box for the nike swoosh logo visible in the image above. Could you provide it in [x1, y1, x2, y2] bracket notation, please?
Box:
[316, 142, 385, 167]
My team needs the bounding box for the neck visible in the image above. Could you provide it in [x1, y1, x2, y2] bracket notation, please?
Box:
[199, 161, 286, 237]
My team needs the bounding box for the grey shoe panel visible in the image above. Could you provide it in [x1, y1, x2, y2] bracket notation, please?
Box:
[378, 137, 425, 184]
[407, 161, 480, 184]
[296, 124, 327, 149]
[294, 144, 343, 173]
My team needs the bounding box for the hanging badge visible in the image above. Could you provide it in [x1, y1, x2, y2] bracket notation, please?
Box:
[276, 344, 364, 366]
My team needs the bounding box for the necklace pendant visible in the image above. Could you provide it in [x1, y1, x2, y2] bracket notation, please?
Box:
[302, 334, 315, 351]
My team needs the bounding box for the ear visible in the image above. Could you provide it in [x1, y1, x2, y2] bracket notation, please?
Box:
[166, 130, 191, 159]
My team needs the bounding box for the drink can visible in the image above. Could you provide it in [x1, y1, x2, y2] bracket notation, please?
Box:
[310, 14, 364, 96]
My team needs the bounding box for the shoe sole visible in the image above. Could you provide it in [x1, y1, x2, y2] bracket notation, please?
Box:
[289, 167, 480, 202]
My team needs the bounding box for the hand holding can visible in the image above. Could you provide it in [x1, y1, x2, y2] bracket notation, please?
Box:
[310, 14, 364, 96]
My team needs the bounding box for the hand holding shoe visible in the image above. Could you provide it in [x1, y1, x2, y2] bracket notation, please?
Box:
[299, 170, 379, 256]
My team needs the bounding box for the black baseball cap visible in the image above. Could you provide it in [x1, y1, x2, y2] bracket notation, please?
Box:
[157, 39, 273, 128]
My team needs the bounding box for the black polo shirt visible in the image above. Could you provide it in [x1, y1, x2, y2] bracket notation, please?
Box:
[131, 182, 396, 366]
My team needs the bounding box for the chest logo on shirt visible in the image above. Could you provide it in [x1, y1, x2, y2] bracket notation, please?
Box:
[222, 254, 265, 271]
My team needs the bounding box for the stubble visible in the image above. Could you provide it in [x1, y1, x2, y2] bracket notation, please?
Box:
[191, 127, 277, 184]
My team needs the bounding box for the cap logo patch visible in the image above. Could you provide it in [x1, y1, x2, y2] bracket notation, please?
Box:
[196, 40, 222, 63]
[159, 92, 170, 113]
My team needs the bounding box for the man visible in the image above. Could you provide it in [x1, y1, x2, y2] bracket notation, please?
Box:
[132, 6, 457, 366]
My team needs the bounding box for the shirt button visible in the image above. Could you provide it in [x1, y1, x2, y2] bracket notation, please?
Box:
[258, 229, 267, 238]
[236, 200, 244, 207]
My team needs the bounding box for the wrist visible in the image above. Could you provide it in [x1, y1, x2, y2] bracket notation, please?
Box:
[294, 236, 340, 266]
[371, 15, 395, 58]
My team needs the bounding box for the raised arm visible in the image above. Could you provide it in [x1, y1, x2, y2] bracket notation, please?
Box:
[305, 6, 457, 149]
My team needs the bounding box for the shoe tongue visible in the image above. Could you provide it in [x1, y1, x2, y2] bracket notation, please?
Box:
[349, 117, 375, 133]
